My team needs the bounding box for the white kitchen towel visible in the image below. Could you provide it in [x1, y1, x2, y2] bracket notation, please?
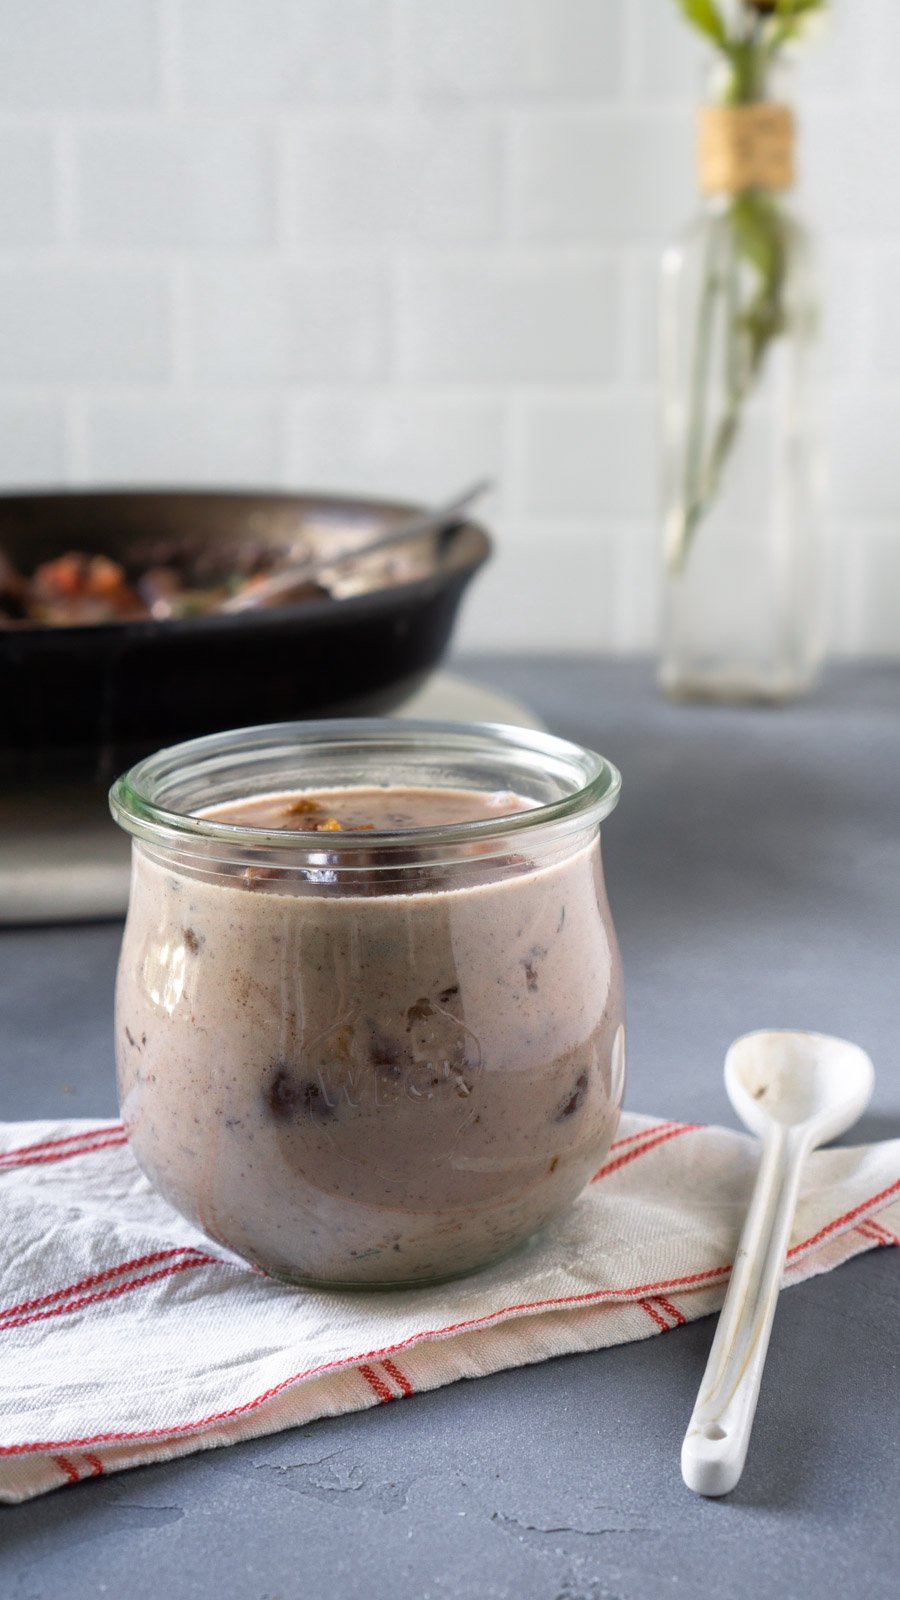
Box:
[1, 1112, 898, 1503]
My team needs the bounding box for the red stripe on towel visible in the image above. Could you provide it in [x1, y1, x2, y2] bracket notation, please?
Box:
[856, 1220, 888, 1244]
[380, 1358, 414, 1396]
[0, 1247, 212, 1324]
[653, 1295, 687, 1326]
[786, 1178, 900, 1259]
[0, 1134, 129, 1170]
[640, 1301, 671, 1332]
[608, 1122, 676, 1152]
[856, 1219, 900, 1246]
[0, 1257, 216, 1333]
[359, 1365, 394, 1403]
[0, 1124, 124, 1161]
[592, 1123, 700, 1181]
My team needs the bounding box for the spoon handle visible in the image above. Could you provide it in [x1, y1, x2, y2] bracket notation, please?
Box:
[220, 479, 492, 614]
[681, 1125, 806, 1497]
[337, 478, 492, 565]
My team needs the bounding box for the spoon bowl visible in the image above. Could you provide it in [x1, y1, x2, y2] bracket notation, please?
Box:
[725, 1029, 874, 1145]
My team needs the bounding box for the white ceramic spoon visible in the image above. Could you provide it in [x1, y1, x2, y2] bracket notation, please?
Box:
[681, 1029, 874, 1498]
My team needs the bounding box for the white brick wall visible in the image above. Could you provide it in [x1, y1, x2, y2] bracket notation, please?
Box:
[85, 396, 283, 485]
[0, 1, 158, 108]
[0, 130, 56, 245]
[286, 113, 503, 245]
[0, 266, 169, 380]
[517, 396, 657, 516]
[76, 124, 277, 249]
[0, 0, 896, 656]
[512, 112, 694, 243]
[190, 263, 390, 382]
[0, 402, 65, 480]
[285, 394, 507, 505]
[400, 0, 623, 99]
[397, 257, 617, 381]
[179, 0, 390, 106]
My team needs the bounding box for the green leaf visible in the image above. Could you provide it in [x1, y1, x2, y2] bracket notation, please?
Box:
[765, 0, 826, 54]
[774, 0, 824, 16]
[675, 0, 729, 50]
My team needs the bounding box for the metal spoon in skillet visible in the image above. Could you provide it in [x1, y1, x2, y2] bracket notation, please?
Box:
[218, 478, 493, 614]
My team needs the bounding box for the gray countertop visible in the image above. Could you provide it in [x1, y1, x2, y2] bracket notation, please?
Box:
[1, 658, 898, 1600]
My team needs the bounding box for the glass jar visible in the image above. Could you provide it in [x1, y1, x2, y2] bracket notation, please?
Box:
[659, 61, 824, 702]
[110, 719, 624, 1289]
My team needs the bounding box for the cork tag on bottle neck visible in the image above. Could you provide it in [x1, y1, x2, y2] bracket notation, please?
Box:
[699, 103, 795, 194]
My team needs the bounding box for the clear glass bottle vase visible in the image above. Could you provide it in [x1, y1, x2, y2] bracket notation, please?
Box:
[659, 164, 823, 701]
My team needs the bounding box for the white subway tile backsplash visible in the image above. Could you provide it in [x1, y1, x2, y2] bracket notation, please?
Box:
[518, 395, 656, 516]
[821, 520, 857, 657]
[179, 0, 389, 105]
[286, 113, 502, 244]
[76, 125, 275, 249]
[455, 523, 620, 652]
[399, 258, 617, 382]
[401, 0, 622, 101]
[830, 396, 900, 518]
[610, 520, 660, 652]
[0, 0, 158, 109]
[85, 397, 282, 485]
[285, 394, 506, 505]
[619, 249, 662, 384]
[799, 2, 868, 98]
[0, 130, 56, 247]
[514, 111, 693, 244]
[843, 525, 900, 654]
[802, 105, 900, 236]
[190, 263, 389, 382]
[832, 522, 900, 660]
[0, 402, 65, 485]
[864, 252, 900, 378]
[0, 268, 169, 382]
[633, 0, 702, 100]
[865, 0, 900, 95]
[819, 244, 873, 382]
[0, 2, 895, 653]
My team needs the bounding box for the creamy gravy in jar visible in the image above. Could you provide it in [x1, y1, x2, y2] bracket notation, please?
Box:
[116, 785, 624, 1286]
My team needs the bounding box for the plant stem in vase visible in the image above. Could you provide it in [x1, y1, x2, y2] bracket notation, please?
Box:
[659, 0, 825, 703]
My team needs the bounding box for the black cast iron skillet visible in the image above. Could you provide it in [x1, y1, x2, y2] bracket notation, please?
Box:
[0, 490, 491, 777]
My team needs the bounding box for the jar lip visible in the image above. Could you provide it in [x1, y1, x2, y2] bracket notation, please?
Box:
[109, 718, 621, 854]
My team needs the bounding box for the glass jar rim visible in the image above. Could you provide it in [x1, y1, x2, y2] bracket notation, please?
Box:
[109, 718, 621, 855]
